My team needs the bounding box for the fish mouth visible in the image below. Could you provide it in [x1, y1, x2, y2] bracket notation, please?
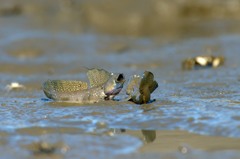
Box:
[116, 73, 125, 83]
[105, 87, 123, 96]
[104, 87, 123, 100]
[104, 73, 125, 98]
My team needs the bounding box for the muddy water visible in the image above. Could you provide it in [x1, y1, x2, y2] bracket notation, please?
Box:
[1, 1, 240, 159]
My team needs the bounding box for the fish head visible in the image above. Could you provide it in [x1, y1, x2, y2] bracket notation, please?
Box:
[104, 73, 125, 99]
[126, 71, 158, 104]
[126, 75, 141, 96]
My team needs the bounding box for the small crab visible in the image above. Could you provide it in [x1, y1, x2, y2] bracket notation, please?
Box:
[182, 55, 225, 70]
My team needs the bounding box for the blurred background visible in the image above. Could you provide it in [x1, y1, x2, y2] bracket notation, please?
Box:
[1, 0, 240, 37]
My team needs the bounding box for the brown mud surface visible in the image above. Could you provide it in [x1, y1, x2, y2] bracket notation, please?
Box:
[0, 0, 240, 159]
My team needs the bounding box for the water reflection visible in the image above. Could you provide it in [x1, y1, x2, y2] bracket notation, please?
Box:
[141, 130, 156, 143]
[111, 129, 240, 153]
[2, 128, 240, 158]
[114, 129, 156, 143]
[20, 133, 142, 159]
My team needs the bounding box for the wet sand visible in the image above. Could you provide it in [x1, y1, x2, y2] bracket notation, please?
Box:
[131, 130, 240, 152]
[120, 130, 240, 159]
[1, 0, 240, 158]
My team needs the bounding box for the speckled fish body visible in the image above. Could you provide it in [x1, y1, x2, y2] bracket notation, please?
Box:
[126, 71, 158, 104]
[43, 81, 105, 103]
[43, 69, 125, 104]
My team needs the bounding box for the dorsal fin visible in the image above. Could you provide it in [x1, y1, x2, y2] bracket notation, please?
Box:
[87, 68, 112, 87]
[43, 80, 88, 99]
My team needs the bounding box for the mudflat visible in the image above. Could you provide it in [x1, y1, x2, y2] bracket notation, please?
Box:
[0, 0, 240, 159]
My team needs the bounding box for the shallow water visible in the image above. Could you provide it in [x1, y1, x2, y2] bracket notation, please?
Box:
[1, 31, 240, 158]
[1, 1, 240, 158]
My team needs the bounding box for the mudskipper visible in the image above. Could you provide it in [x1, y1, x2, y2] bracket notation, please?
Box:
[43, 68, 125, 104]
[126, 71, 158, 104]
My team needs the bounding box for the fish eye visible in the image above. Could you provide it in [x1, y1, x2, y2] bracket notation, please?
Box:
[116, 74, 124, 82]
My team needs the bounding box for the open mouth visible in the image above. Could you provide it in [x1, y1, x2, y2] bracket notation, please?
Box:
[116, 73, 125, 83]
[105, 87, 123, 96]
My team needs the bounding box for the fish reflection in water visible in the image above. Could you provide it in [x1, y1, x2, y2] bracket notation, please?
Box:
[113, 129, 156, 143]
[141, 130, 156, 143]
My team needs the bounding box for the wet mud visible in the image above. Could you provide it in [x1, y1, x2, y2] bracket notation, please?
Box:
[0, 0, 240, 158]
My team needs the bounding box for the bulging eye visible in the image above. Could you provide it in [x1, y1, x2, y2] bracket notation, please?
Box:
[116, 74, 125, 82]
